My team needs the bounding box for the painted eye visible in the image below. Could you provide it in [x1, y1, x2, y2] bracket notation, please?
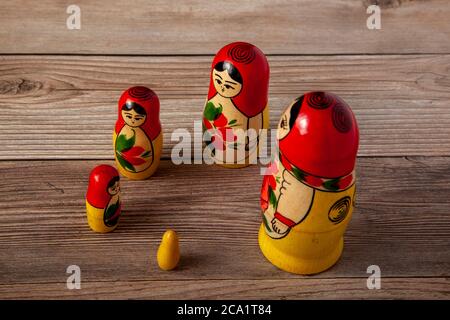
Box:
[224, 85, 234, 90]
[216, 79, 222, 85]
[126, 115, 132, 119]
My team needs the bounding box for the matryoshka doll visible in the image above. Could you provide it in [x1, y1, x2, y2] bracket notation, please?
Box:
[202, 42, 270, 168]
[114, 86, 163, 180]
[86, 164, 122, 233]
[259, 92, 359, 274]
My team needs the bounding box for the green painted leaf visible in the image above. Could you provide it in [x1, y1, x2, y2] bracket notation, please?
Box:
[269, 187, 277, 207]
[216, 103, 223, 116]
[116, 130, 136, 152]
[116, 152, 136, 172]
[291, 166, 306, 181]
[262, 214, 272, 232]
[228, 119, 237, 125]
[204, 102, 218, 121]
[141, 150, 152, 158]
[104, 201, 120, 227]
[323, 178, 340, 191]
[203, 101, 223, 121]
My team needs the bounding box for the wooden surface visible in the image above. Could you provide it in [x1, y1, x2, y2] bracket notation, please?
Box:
[0, 0, 449, 300]
[1, 54, 450, 159]
[1, 0, 450, 54]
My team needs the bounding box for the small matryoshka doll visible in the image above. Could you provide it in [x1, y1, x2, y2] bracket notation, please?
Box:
[86, 165, 122, 233]
[259, 92, 359, 274]
[114, 86, 163, 180]
[202, 42, 270, 168]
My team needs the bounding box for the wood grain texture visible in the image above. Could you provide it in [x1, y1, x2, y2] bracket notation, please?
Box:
[1, 54, 450, 159]
[0, 278, 448, 299]
[1, 0, 449, 300]
[1, 0, 449, 54]
[0, 157, 449, 299]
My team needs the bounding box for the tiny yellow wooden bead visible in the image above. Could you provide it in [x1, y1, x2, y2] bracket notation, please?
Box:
[157, 230, 180, 271]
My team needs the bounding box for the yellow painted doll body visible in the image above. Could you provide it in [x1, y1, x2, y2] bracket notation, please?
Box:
[113, 130, 163, 180]
[85, 164, 122, 233]
[157, 230, 180, 271]
[259, 159, 355, 274]
[258, 92, 359, 275]
[86, 199, 119, 233]
[114, 86, 162, 180]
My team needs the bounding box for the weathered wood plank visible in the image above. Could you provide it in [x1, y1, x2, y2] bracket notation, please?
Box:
[1, 55, 450, 159]
[0, 158, 449, 286]
[0, 278, 448, 299]
[1, 0, 449, 54]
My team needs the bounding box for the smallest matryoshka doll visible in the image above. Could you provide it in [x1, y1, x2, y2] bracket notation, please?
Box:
[114, 86, 163, 180]
[86, 165, 122, 233]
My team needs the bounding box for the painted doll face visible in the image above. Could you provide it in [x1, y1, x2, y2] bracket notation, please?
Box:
[107, 179, 120, 196]
[213, 69, 242, 98]
[121, 108, 146, 128]
[277, 112, 290, 140]
[278, 98, 302, 140]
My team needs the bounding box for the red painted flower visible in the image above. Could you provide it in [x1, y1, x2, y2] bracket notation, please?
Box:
[121, 146, 147, 165]
[260, 162, 278, 211]
[213, 113, 228, 127]
[204, 113, 237, 151]
[203, 117, 213, 130]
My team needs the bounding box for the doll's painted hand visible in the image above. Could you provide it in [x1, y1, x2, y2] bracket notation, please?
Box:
[271, 217, 289, 236]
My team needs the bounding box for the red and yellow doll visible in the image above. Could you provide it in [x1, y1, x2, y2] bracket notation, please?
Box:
[203, 42, 270, 168]
[114, 86, 163, 180]
[86, 164, 121, 233]
[259, 92, 359, 274]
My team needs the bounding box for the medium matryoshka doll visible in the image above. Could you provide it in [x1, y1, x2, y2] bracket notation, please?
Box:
[86, 164, 122, 233]
[202, 42, 270, 168]
[259, 92, 359, 274]
[114, 86, 163, 180]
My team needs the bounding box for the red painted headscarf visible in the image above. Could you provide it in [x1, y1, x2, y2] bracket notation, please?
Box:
[279, 92, 359, 178]
[207, 42, 269, 118]
[114, 86, 161, 140]
[86, 164, 120, 208]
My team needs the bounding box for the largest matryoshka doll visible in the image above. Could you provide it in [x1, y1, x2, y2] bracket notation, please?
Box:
[114, 86, 163, 180]
[202, 42, 270, 168]
[259, 92, 359, 274]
